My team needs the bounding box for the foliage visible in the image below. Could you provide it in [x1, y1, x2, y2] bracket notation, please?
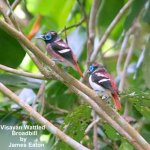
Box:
[0, 0, 150, 149]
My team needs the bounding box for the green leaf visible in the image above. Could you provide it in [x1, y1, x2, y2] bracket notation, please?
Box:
[26, 0, 75, 28]
[0, 73, 41, 89]
[119, 140, 133, 150]
[135, 104, 150, 122]
[46, 80, 78, 109]
[0, 29, 25, 68]
[97, 0, 124, 27]
[121, 90, 150, 107]
[124, 0, 147, 30]
[141, 124, 150, 143]
[55, 105, 91, 150]
[103, 124, 121, 141]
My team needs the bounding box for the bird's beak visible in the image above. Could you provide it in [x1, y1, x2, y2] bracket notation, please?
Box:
[35, 34, 44, 39]
[87, 70, 90, 74]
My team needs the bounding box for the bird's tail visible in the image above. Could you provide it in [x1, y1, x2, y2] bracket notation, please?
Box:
[112, 93, 122, 110]
[74, 63, 83, 77]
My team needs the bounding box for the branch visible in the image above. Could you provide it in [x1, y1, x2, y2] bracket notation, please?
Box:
[0, 64, 45, 79]
[22, 57, 143, 150]
[0, 2, 146, 149]
[93, 111, 98, 150]
[77, 0, 88, 22]
[70, 88, 143, 150]
[46, 102, 69, 114]
[90, 0, 133, 62]
[7, 0, 22, 16]
[118, 33, 136, 92]
[117, 33, 129, 75]
[59, 18, 85, 34]
[0, 19, 149, 150]
[85, 117, 100, 134]
[87, 0, 101, 63]
[0, 0, 14, 26]
[0, 83, 89, 150]
[87, 2, 101, 148]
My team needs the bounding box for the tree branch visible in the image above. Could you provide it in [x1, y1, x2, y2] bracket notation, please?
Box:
[0, 83, 89, 150]
[93, 111, 98, 150]
[0, 19, 149, 150]
[7, 0, 22, 16]
[118, 21, 138, 92]
[59, 18, 85, 34]
[0, 64, 45, 79]
[90, 0, 133, 63]
[87, 0, 101, 63]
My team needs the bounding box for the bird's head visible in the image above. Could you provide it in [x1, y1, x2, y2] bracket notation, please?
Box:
[36, 31, 59, 43]
[88, 63, 104, 74]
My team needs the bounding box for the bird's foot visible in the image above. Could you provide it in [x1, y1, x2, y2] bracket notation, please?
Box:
[95, 91, 110, 103]
[52, 58, 63, 63]
[102, 95, 110, 103]
[102, 95, 109, 100]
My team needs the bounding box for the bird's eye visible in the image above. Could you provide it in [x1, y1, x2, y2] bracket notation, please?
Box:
[45, 34, 52, 40]
[89, 66, 94, 72]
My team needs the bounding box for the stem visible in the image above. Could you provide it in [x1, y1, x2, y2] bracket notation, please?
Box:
[0, 19, 149, 150]
[0, 83, 89, 150]
[90, 0, 133, 62]
[0, 64, 44, 79]
[119, 34, 136, 92]
[93, 111, 98, 150]
[87, 0, 101, 63]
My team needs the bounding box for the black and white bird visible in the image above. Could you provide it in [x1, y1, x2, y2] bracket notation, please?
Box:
[37, 31, 83, 77]
[88, 63, 121, 110]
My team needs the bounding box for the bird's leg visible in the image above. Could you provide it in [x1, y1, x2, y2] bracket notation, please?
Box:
[52, 58, 63, 63]
[95, 90, 110, 104]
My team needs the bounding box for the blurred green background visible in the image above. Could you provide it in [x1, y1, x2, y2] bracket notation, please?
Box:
[0, 0, 150, 149]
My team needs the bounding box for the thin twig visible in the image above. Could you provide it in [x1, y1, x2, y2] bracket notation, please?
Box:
[46, 102, 69, 114]
[0, 20, 149, 150]
[32, 81, 45, 115]
[59, 18, 85, 34]
[6, 0, 21, 30]
[7, 0, 22, 16]
[118, 34, 136, 92]
[0, 64, 45, 79]
[76, 0, 88, 22]
[0, 83, 89, 150]
[117, 33, 129, 75]
[0, 0, 14, 26]
[93, 111, 98, 150]
[39, 82, 45, 115]
[117, 22, 138, 77]
[70, 88, 143, 150]
[85, 117, 100, 134]
[88, 2, 101, 148]
[87, 0, 101, 63]
[90, 0, 133, 63]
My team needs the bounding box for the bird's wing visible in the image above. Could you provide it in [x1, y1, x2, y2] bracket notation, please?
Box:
[91, 72, 115, 94]
[51, 40, 75, 64]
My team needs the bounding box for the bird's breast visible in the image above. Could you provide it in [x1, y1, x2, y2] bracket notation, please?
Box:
[89, 75, 105, 92]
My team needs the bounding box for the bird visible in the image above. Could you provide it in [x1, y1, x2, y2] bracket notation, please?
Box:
[36, 31, 83, 77]
[88, 63, 121, 110]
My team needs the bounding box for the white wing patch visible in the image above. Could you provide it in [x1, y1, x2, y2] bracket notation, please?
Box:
[95, 72, 107, 78]
[58, 49, 70, 54]
[89, 75, 105, 92]
[98, 78, 110, 83]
